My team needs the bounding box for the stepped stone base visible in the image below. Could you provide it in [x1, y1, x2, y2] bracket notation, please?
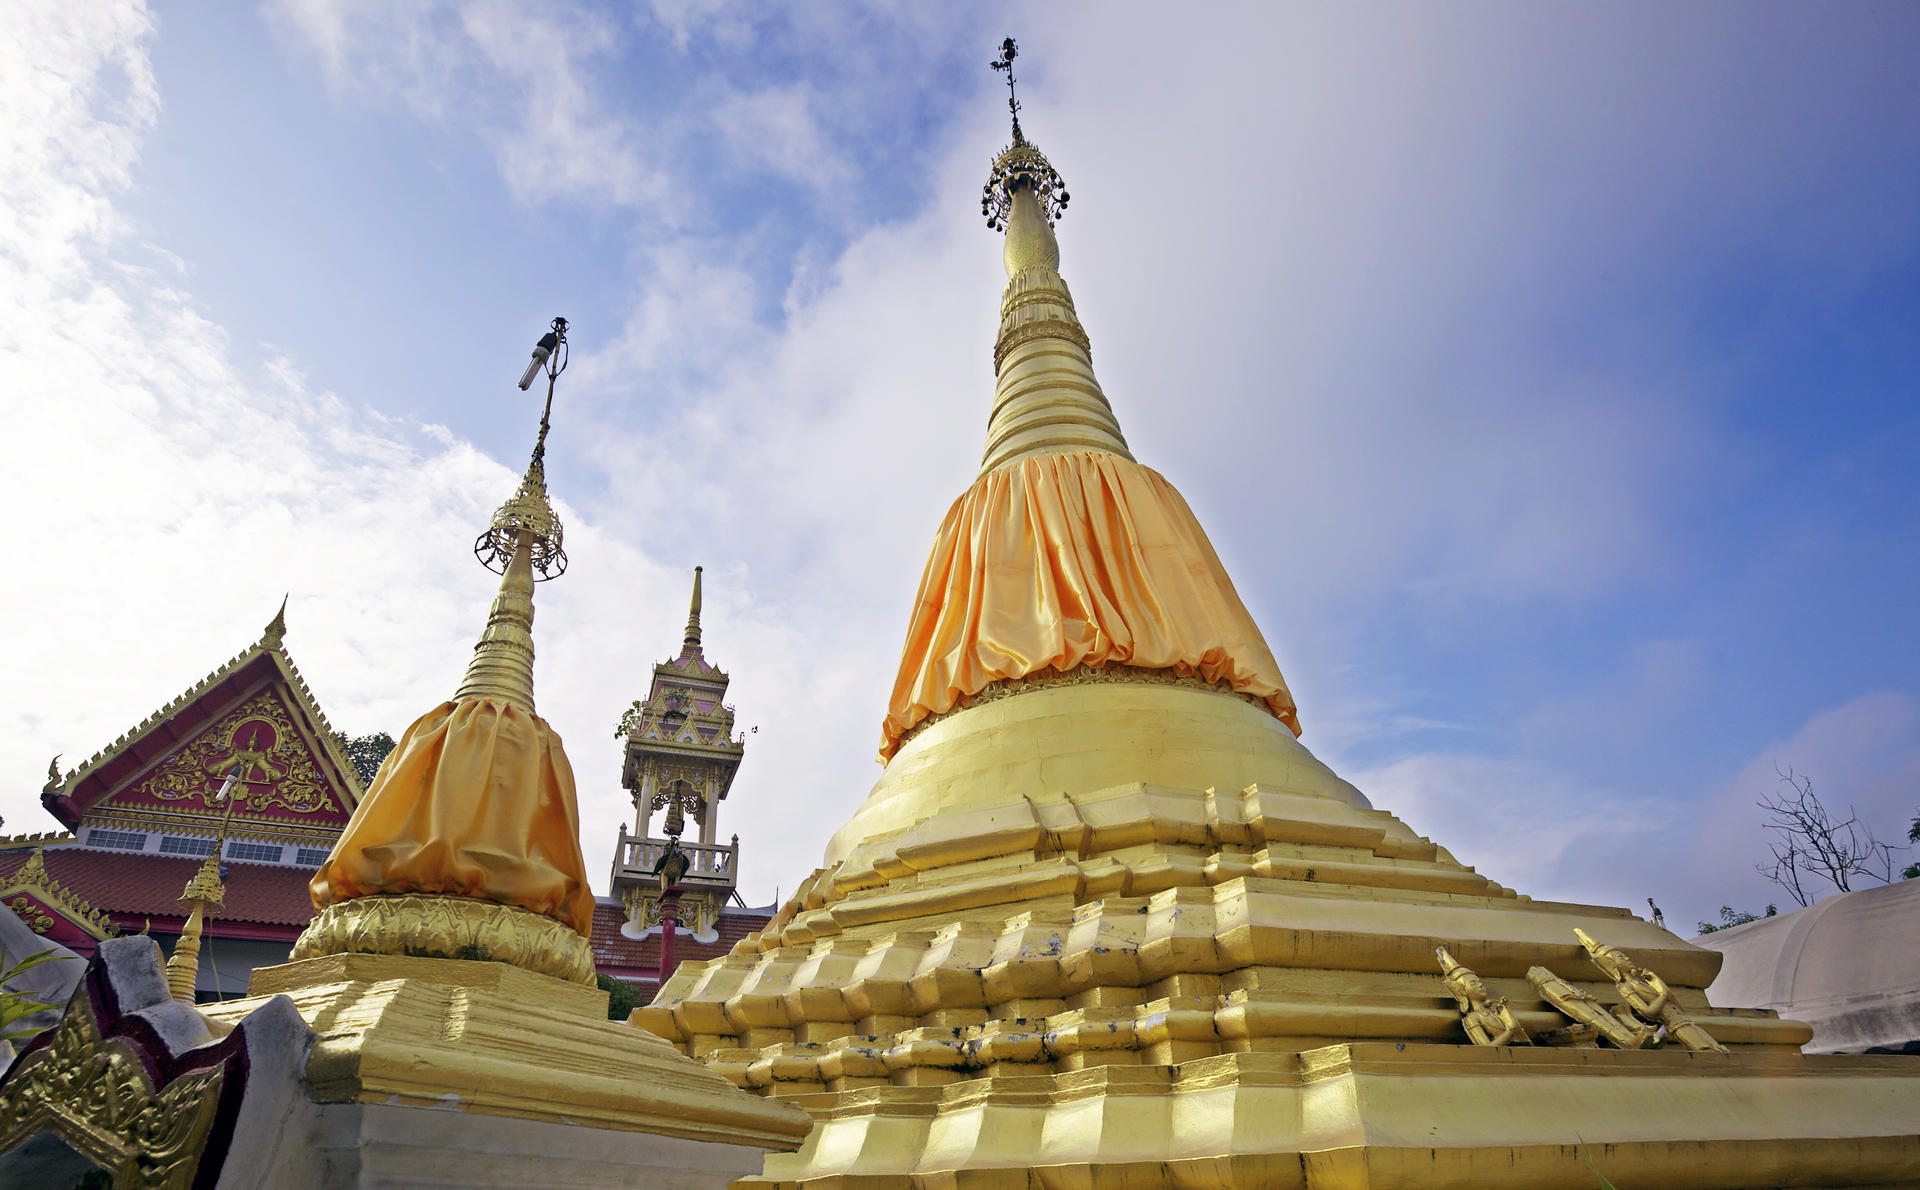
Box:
[745, 1044, 1920, 1189]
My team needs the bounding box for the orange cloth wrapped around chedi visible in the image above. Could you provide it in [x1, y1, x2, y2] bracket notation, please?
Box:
[309, 459, 595, 940]
[310, 694, 594, 935]
[878, 152, 1299, 760]
[880, 445, 1300, 760]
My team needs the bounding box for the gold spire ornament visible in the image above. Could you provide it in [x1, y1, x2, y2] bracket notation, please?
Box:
[300, 317, 597, 983]
[165, 770, 241, 1003]
[683, 565, 704, 654]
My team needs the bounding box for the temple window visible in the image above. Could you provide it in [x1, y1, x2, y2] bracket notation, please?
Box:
[158, 835, 217, 857]
[86, 828, 147, 851]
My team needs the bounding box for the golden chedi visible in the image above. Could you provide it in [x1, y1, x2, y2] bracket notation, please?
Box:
[636, 42, 1920, 1189]
[295, 415, 597, 982]
[193, 322, 809, 1186]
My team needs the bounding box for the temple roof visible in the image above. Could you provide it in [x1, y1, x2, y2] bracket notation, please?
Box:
[586, 899, 770, 980]
[0, 844, 318, 929]
[41, 602, 363, 835]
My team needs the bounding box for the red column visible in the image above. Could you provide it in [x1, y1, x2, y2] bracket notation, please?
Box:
[656, 888, 681, 986]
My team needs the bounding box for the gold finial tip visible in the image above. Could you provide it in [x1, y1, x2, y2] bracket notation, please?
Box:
[684, 565, 705, 650]
[263, 594, 288, 646]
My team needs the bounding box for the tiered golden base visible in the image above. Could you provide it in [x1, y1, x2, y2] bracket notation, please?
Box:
[204, 952, 808, 1149]
[639, 683, 1919, 1187]
[744, 1044, 1920, 1188]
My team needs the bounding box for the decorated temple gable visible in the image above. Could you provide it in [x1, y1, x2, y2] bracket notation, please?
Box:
[0, 601, 367, 990]
[0, 848, 117, 951]
[42, 602, 362, 864]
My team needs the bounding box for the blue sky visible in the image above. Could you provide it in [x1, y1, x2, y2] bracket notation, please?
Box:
[4, 2, 1917, 934]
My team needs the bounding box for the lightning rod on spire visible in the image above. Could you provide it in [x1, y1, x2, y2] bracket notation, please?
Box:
[991, 37, 1024, 144]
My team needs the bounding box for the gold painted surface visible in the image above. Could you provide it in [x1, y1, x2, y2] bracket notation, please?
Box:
[731, 1045, 1920, 1188]
[0, 988, 224, 1189]
[879, 455, 1299, 759]
[203, 953, 813, 1150]
[291, 892, 596, 984]
[842, 683, 1366, 870]
[162, 902, 203, 1003]
[455, 532, 540, 708]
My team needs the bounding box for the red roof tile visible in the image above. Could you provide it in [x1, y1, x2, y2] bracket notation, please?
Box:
[587, 901, 769, 977]
[0, 847, 318, 928]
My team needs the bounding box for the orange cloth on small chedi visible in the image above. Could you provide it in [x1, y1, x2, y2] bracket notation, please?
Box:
[297, 441, 597, 984]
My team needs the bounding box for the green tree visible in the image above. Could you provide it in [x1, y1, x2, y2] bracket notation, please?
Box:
[332, 731, 397, 791]
[597, 973, 649, 1022]
[1696, 904, 1777, 935]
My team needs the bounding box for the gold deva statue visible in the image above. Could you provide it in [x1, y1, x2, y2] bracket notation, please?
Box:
[1526, 965, 1657, 1050]
[1576, 928, 1729, 1054]
[1436, 947, 1529, 1047]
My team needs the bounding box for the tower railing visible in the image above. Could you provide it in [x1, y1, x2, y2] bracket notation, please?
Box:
[614, 827, 737, 888]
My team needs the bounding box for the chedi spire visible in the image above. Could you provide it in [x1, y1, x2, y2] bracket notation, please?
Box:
[978, 42, 1129, 473]
[299, 317, 596, 983]
[873, 42, 1298, 759]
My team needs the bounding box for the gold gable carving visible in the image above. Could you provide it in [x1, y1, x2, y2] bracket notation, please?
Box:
[0, 849, 117, 941]
[132, 691, 334, 816]
[0, 995, 225, 1189]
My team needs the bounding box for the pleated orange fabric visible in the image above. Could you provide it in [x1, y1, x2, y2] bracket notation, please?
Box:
[311, 696, 595, 936]
[880, 448, 1300, 760]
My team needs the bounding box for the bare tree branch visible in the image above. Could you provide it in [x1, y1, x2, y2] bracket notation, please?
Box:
[1753, 766, 1907, 905]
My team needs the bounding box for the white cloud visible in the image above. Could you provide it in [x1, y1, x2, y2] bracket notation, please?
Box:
[270, 0, 670, 210]
[712, 83, 852, 195]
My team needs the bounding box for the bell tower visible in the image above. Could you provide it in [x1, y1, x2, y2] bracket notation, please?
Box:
[610, 566, 744, 943]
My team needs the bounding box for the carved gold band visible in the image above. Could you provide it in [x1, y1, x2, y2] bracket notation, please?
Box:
[291, 893, 596, 985]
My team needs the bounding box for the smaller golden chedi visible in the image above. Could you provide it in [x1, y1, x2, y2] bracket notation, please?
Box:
[296, 322, 596, 983]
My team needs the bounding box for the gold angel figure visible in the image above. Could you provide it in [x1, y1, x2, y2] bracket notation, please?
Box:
[1526, 965, 1657, 1050]
[1575, 928, 1729, 1054]
[1436, 946, 1530, 1046]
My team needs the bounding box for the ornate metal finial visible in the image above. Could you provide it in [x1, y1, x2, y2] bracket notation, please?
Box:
[991, 37, 1024, 144]
[475, 317, 570, 580]
[982, 38, 1068, 234]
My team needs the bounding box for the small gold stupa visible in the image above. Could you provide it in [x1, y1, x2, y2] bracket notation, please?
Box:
[193, 323, 809, 1184]
[635, 41, 1920, 1188]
